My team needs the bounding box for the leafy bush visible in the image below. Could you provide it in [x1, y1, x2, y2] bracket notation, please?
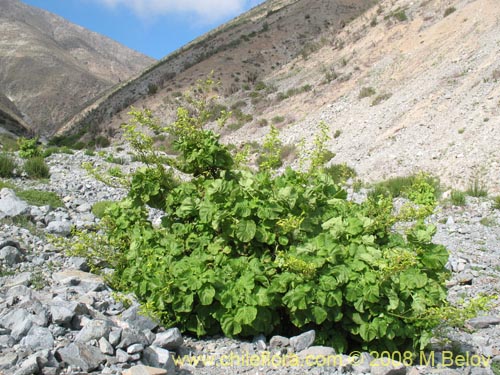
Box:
[0, 153, 17, 178]
[24, 157, 50, 179]
[18, 137, 42, 159]
[16, 190, 63, 207]
[450, 190, 466, 206]
[64, 81, 457, 352]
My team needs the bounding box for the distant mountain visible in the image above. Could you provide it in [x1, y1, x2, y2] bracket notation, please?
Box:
[57, 0, 375, 137]
[0, 0, 155, 135]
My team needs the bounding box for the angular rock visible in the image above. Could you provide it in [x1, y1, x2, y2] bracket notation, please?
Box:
[467, 316, 500, 329]
[0, 188, 29, 219]
[0, 245, 23, 266]
[109, 328, 122, 346]
[52, 270, 106, 293]
[121, 305, 159, 331]
[5, 272, 32, 288]
[99, 337, 114, 355]
[50, 300, 89, 327]
[116, 348, 129, 363]
[352, 352, 374, 374]
[152, 328, 183, 350]
[0, 352, 18, 370]
[56, 342, 106, 372]
[297, 346, 336, 358]
[45, 220, 72, 236]
[269, 335, 290, 348]
[13, 356, 39, 375]
[117, 328, 148, 349]
[122, 365, 168, 375]
[370, 358, 406, 375]
[142, 346, 175, 372]
[75, 319, 113, 343]
[67, 257, 90, 272]
[127, 343, 144, 354]
[20, 326, 54, 351]
[290, 330, 315, 352]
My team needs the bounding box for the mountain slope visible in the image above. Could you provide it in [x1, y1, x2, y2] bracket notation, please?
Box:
[57, 0, 500, 192]
[0, 0, 155, 135]
[0, 92, 30, 136]
[57, 0, 376, 136]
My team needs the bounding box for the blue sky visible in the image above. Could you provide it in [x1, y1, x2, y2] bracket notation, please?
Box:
[21, 0, 264, 59]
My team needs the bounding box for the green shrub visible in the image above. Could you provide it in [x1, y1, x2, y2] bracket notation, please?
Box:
[466, 178, 488, 197]
[0, 153, 17, 178]
[272, 116, 285, 124]
[371, 93, 392, 106]
[450, 190, 466, 206]
[493, 196, 500, 210]
[359, 87, 376, 99]
[24, 157, 50, 179]
[18, 137, 42, 159]
[443, 7, 456, 17]
[370, 174, 440, 201]
[324, 164, 356, 184]
[63, 86, 459, 352]
[16, 190, 63, 207]
[91, 201, 115, 219]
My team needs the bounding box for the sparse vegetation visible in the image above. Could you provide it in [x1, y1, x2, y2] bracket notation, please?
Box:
[24, 157, 50, 179]
[359, 86, 376, 99]
[324, 163, 356, 184]
[493, 196, 500, 210]
[333, 130, 342, 139]
[386, 8, 408, 22]
[277, 85, 313, 101]
[450, 190, 466, 206]
[480, 217, 496, 227]
[466, 178, 488, 197]
[16, 189, 63, 207]
[443, 7, 456, 17]
[370, 174, 441, 201]
[0, 153, 17, 178]
[271, 115, 285, 124]
[371, 93, 392, 106]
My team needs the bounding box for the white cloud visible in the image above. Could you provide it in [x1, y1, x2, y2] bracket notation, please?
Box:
[93, 0, 259, 22]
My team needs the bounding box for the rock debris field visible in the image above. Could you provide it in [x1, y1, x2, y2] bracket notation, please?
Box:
[1, 150, 500, 375]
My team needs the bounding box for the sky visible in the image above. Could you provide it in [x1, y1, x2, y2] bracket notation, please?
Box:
[21, 0, 265, 60]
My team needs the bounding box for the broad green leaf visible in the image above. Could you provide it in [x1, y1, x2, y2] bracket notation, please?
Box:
[311, 306, 328, 324]
[199, 286, 216, 305]
[234, 306, 257, 325]
[235, 219, 257, 242]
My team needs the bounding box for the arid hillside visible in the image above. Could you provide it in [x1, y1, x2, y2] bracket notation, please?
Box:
[58, 0, 499, 192]
[0, 0, 155, 135]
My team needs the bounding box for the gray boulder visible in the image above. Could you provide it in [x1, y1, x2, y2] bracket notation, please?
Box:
[20, 326, 54, 351]
[142, 346, 176, 372]
[45, 221, 72, 236]
[75, 319, 113, 343]
[56, 342, 106, 372]
[121, 305, 159, 331]
[152, 327, 183, 350]
[0, 245, 23, 266]
[0, 188, 28, 219]
[290, 330, 315, 352]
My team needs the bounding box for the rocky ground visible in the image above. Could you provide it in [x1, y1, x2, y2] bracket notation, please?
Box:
[1, 150, 500, 375]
